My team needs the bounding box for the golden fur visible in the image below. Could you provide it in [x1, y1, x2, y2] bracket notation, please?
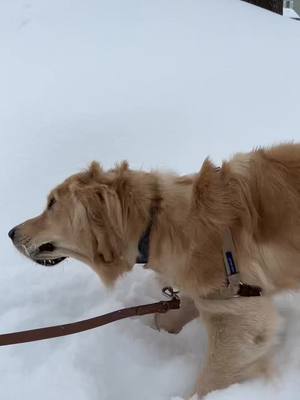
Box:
[10, 143, 300, 397]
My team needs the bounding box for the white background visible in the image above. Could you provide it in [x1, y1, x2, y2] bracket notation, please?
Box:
[1, 1, 300, 399]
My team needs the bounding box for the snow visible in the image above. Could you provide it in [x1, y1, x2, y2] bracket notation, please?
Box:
[1, 0, 300, 399]
[284, 7, 300, 18]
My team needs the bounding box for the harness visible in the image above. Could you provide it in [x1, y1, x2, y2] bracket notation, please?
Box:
[136, 213, 262, 299]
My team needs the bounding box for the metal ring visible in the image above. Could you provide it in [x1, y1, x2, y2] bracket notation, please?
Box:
[162, 286, 180, 299]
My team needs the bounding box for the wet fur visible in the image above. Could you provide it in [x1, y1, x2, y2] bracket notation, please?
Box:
[10, 143, 300, 397]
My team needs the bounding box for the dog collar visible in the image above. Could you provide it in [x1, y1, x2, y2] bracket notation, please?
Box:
[215, 168, 262, 298]
[136, 222, 152, 264]
[136, 204, 158, 264]
[135, 173, 262, 297]
[220, 228, 262, 298]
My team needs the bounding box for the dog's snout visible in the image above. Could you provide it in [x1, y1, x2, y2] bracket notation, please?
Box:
[8, 227, 16, 240]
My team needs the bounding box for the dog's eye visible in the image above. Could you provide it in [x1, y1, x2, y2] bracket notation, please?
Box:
[47, 197, 56, 210]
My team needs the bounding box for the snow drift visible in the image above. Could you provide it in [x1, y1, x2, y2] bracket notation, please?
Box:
[1, 0, 300, 399]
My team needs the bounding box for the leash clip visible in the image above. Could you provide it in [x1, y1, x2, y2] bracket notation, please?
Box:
[162, 286, 180, 300]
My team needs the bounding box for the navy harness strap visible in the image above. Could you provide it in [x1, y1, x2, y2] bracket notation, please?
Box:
[136, 224, 152, 264]
[136, 204, 158, 264]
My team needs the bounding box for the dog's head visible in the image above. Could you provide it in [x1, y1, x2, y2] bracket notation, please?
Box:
[8, 161, 145, 285]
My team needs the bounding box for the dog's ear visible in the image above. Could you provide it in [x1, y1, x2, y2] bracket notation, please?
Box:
[193, 159, 222, 206]
[78, 184, 124, 264]
[193, 159, 250, 229]
[192, 158, 232, 227]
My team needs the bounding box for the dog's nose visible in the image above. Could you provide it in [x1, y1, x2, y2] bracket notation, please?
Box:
[8, 227, 16, 240]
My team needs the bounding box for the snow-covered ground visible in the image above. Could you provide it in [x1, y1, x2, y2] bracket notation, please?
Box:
[284, 7, 300, 18]
[1, 0, 300, 399]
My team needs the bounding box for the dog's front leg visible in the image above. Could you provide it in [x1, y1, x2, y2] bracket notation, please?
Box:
[195, 297, 279, 398]
[155, 295, 199, 333]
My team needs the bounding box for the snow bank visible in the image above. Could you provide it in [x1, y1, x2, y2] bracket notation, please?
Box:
[1, 0, 300, 399]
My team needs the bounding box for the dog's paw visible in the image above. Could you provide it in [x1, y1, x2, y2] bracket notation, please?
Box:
[154, 312, 183, 334]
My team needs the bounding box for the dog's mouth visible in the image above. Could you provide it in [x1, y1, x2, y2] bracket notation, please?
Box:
[33, 242, 67, 267]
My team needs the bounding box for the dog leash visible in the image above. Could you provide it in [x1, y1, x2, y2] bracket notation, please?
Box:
[0, 287, 180, 347]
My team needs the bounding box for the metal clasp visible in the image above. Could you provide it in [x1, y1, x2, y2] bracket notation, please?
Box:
[162, 286, 180, 300]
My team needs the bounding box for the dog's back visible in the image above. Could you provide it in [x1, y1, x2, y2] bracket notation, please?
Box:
[188, 143, 300, 295]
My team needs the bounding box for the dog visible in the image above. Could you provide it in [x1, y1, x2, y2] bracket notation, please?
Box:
[9, 143, 300, 397]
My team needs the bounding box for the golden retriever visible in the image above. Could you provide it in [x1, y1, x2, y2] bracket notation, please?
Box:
[9, 143, 300, 397]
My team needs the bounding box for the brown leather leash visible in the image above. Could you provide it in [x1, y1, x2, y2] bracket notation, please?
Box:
[0, 287, 180, 347]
